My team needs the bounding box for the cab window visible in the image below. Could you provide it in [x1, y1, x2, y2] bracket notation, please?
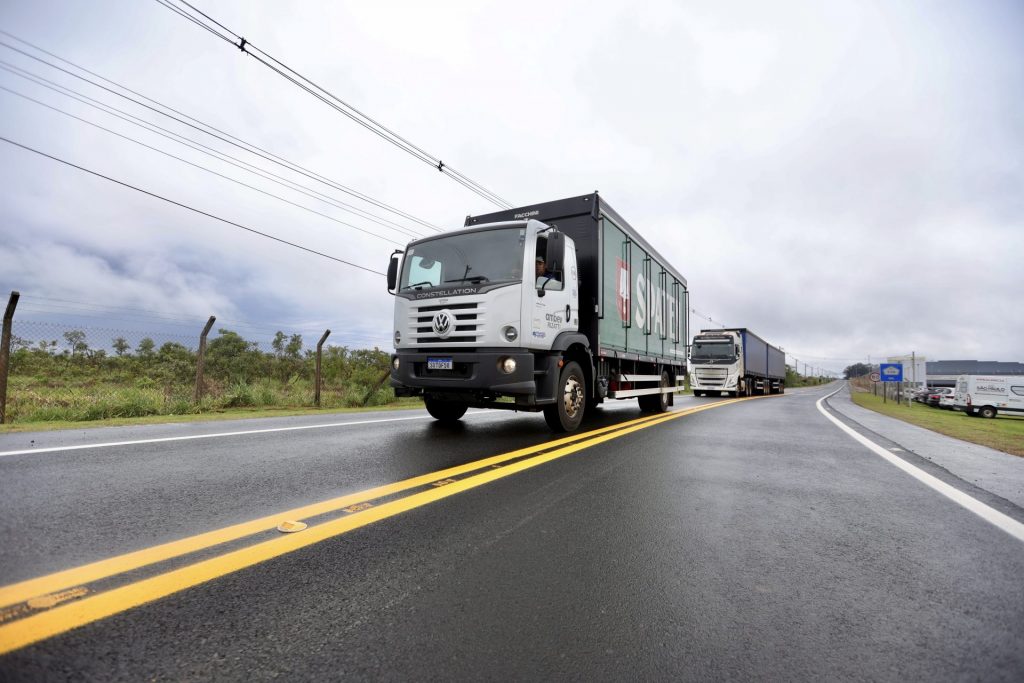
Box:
[535, 236, 563, 291]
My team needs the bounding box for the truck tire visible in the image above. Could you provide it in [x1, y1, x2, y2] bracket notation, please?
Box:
[639, 371, 671, 413]
[979, 406, 998, 419]
[425, 397, 468, 423]
[544, 361, 586, 432]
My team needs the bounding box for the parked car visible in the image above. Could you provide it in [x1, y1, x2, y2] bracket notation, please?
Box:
[913, 387, 934, 403]
[938, 390, 957, 409]
[927, 387, 954, 407]
[898, 385, 922, 400]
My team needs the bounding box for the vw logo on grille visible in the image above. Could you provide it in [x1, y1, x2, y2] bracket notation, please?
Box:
[432, 309, 454, 338]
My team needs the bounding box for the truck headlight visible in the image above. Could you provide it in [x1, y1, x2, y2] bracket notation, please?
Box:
[394, 330, 401, 345]
[502, 326, 518, 342]
[392, 357, 400, 370]
[498, 357, 517, 374]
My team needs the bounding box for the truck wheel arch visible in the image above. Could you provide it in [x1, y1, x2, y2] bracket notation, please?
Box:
[550, 332, 593, 399]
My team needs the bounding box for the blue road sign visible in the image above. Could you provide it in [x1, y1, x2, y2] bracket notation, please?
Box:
[879, 363, 903, 382]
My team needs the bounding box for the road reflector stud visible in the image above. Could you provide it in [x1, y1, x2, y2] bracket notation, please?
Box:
[431, 478, 458, 487]
[26, 587, 89, 611]
[276, 521, 307, 533]
[342, 502, 373, 513]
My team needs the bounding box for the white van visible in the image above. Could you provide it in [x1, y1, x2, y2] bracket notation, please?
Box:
[954, 375, 1024, 418]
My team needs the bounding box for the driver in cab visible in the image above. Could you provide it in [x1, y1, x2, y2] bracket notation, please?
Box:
[536, 256, 560, 290]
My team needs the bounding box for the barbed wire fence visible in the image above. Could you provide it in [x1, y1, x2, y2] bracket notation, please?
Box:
[0, 290, 397, 424]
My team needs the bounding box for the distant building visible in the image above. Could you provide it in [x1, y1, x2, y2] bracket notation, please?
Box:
[926, 360, 1024, 387]
[887, 355, 927, 387]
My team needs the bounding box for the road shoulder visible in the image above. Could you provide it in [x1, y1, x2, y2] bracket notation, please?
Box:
[827, 385, 1024, 511]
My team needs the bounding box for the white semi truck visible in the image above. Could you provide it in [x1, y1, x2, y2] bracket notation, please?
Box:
[387, 193, 689, 432]
[689, 328, 785, 397]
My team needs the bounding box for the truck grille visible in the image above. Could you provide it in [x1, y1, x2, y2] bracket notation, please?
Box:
[693, 368, 728, 387]
[409, 302, 484, 345]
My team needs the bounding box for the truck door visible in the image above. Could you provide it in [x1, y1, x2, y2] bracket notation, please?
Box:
[530, 234, 576, 344]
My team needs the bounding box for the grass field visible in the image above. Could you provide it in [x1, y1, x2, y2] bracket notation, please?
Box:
[850, 390, 1024, 457]
[0, 373, 411, 432]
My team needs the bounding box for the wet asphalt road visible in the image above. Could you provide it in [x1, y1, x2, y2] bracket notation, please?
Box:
[1, 385, 1022, 680]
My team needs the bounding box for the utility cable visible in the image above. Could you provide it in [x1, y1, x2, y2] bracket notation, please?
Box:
[0, 84, 408, 246]
[157, 0, 515, 209]
[0, 135, 386, 275]
[0, 60, 423, 239]
[0, 32, 444, 233]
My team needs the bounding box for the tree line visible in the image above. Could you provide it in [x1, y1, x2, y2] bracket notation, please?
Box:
[10, 328, 390, 388]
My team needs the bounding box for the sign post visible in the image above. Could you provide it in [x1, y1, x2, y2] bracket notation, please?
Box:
[879, 363, 903, 405]
[869, 371, 880, 397]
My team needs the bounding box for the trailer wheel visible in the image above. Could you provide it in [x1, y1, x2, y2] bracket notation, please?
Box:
[544, 361, 586, 432]
[979, 406, 998, 419]
[425, 397, 468, 423]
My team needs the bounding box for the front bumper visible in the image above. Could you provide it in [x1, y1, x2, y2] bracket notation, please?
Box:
[690, 373, 737, 390]
[391, 348, 537, 397]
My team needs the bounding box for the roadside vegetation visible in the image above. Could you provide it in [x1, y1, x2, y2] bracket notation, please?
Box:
[786, 368, 830, 387]
[848, 385, 1024, 457]
[3, 328, 416, 428]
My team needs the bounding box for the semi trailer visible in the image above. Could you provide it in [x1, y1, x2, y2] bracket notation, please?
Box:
[689, 328, 785, 397]
[387, 193, 689, 432]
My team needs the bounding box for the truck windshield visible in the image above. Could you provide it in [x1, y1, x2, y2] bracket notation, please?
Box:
[691, 342, 735, 361]
[400, 226, 526, 291]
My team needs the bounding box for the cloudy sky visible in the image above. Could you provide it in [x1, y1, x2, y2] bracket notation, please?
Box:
[0, 0, 1020, 374]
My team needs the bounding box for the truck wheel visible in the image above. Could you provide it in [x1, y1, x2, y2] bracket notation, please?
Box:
[544, 361, 586, 432]
[425, 397, 468, 423]
[979, 406, 998, 419]
[639, 371, 670, 413]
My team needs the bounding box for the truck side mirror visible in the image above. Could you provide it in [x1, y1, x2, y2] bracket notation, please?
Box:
[545, 231, 565, 274]
[386, 251, 401, 294]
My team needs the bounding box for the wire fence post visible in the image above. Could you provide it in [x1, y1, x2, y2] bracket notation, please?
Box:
[362, 369, 392, 407]
[193, 316, 216, 404]
[315, 329, 330, 407]
[0, 291, 21, 424]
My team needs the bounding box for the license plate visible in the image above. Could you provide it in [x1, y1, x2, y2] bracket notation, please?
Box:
[427, 357, 453, 370]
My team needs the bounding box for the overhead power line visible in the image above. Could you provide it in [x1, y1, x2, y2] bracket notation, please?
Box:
[156, 0, 515, 209]
[0, 135, 385, 275]
[0, 83, 408, 247]
[0, 60, 423, 240]
[0, 31, 444, 234]
[689, 306, 727, 329]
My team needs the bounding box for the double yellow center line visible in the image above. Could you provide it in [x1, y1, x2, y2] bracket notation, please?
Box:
[0, 395, 767, 654]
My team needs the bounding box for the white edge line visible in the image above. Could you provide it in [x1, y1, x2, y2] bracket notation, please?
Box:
[0, 411, 493, 458]
[816, 385, 1024, 543]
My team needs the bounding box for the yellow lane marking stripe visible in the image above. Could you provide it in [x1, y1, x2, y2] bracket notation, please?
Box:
[0, 406, 693, 610]
[0, 398, 755, 654]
